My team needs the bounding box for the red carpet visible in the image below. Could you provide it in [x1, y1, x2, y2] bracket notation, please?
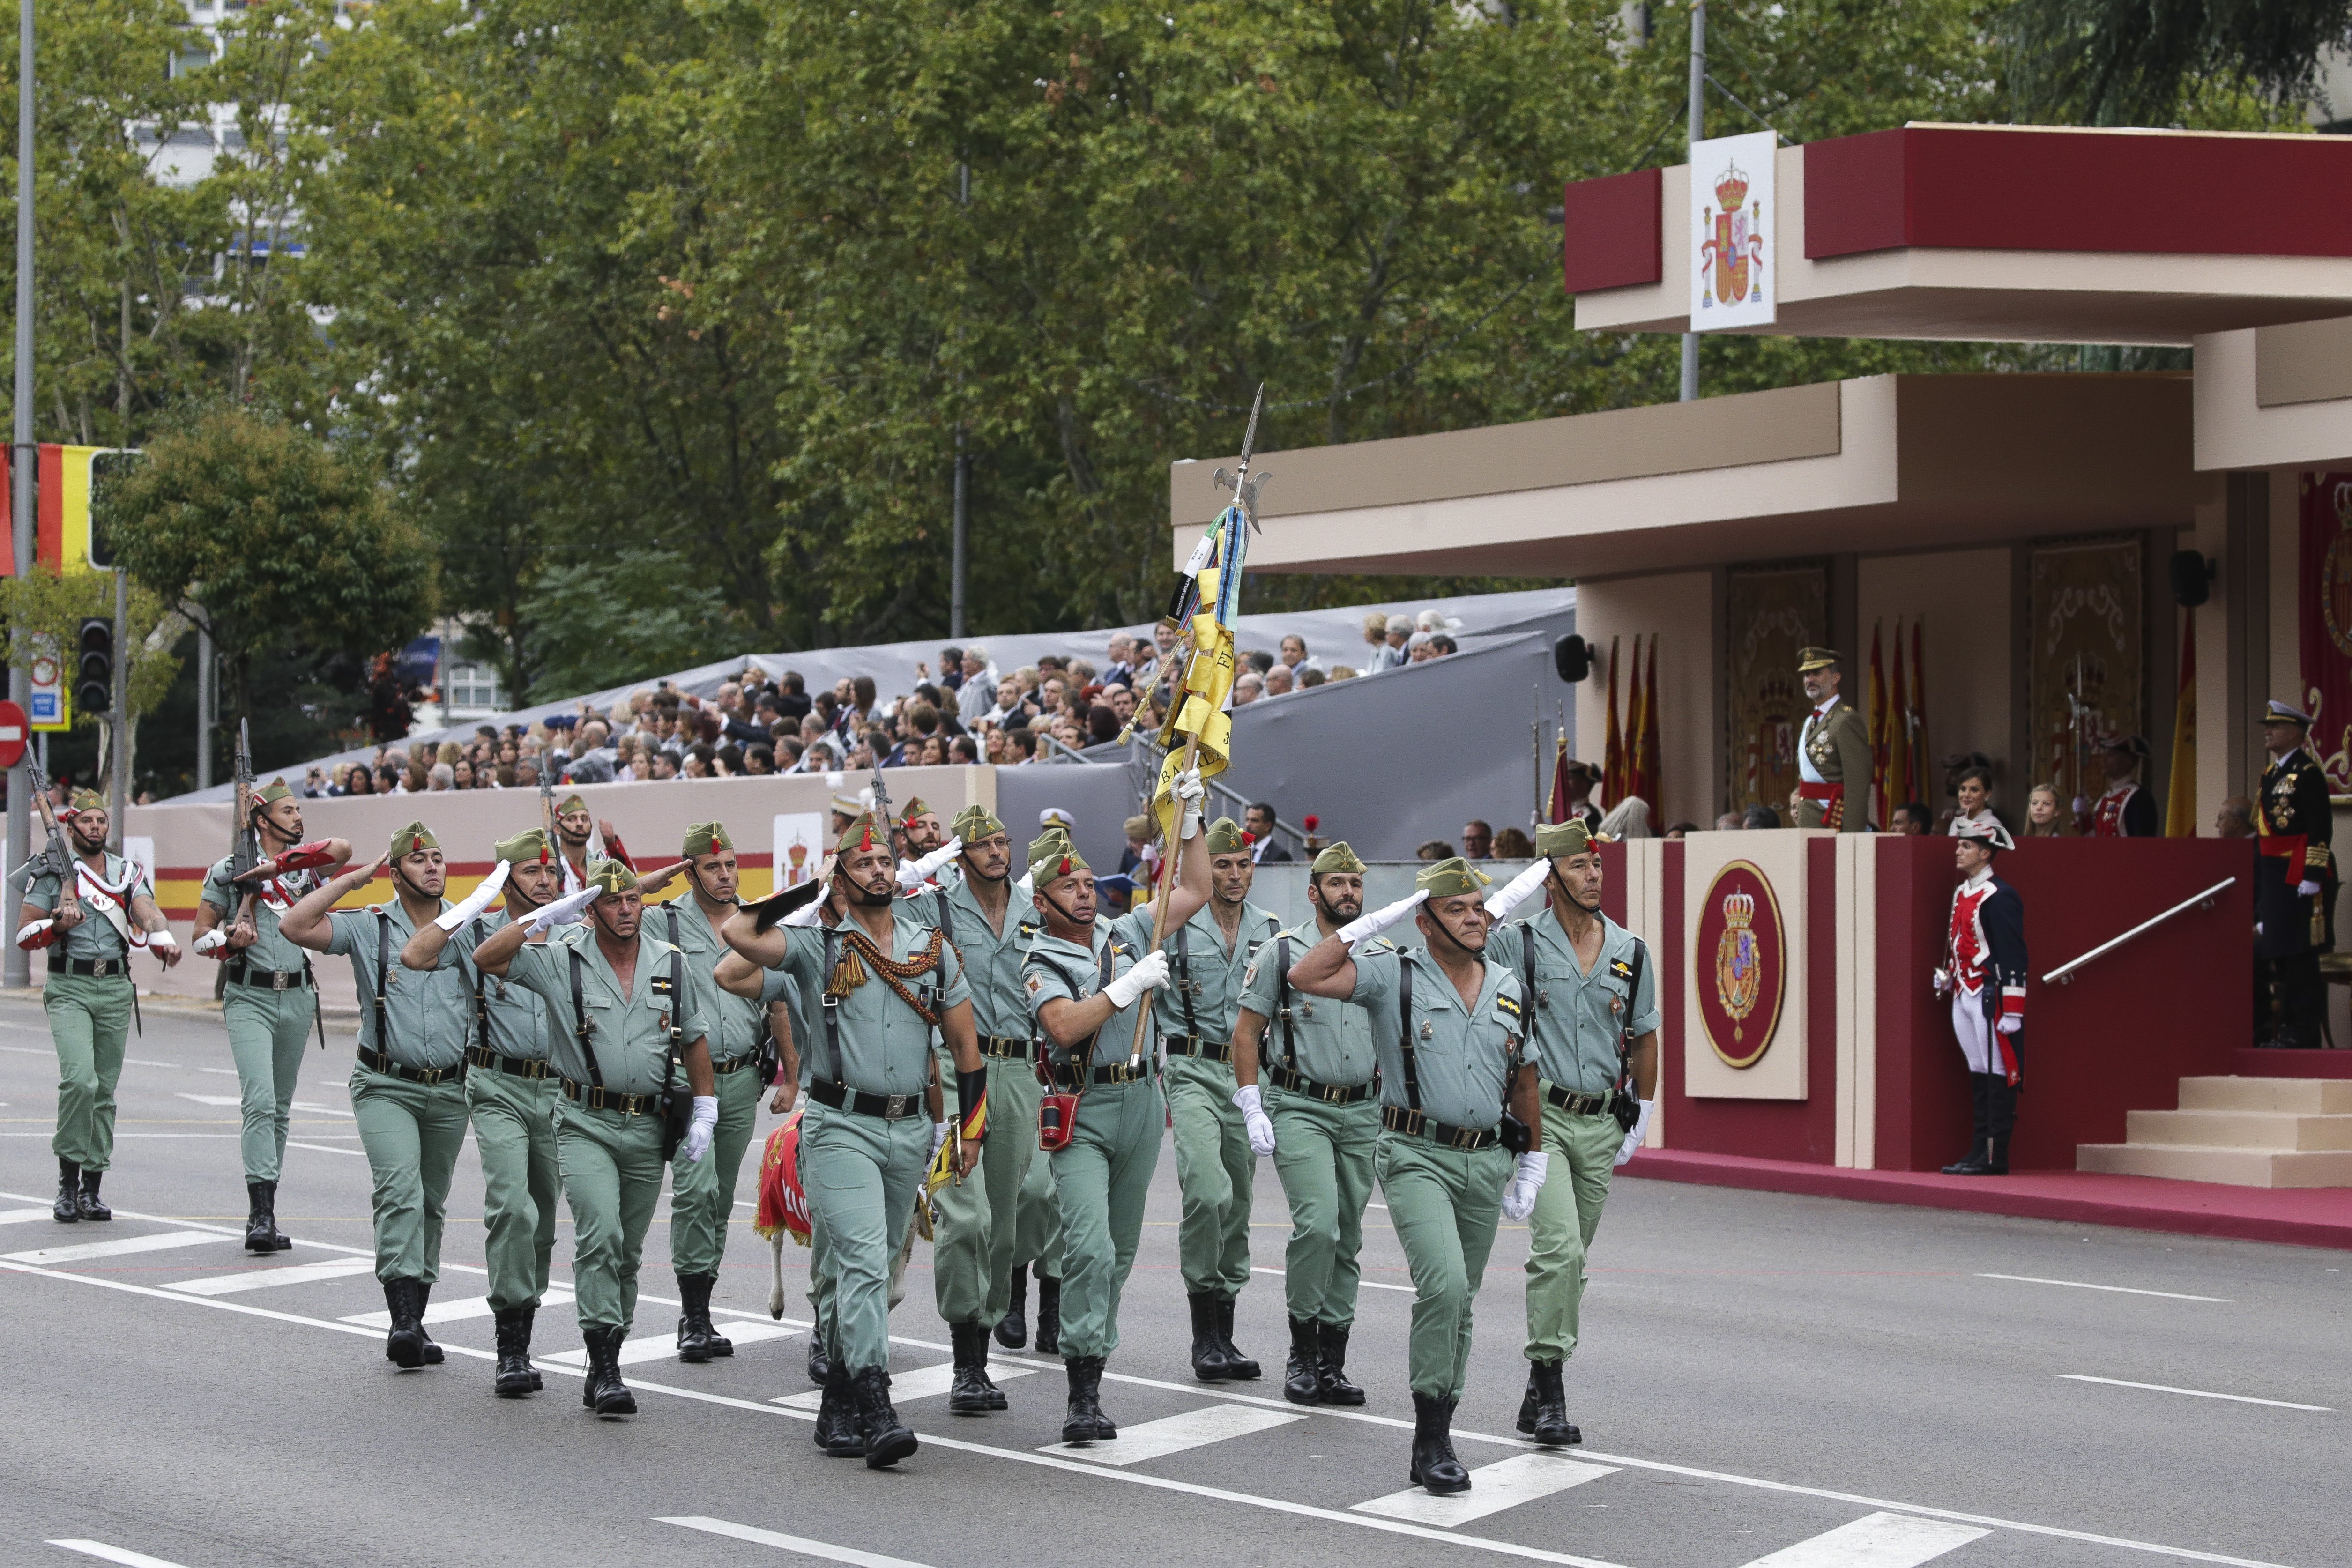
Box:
[1620, 1149, 2352, 1251]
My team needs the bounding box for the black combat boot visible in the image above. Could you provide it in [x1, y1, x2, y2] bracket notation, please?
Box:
[492, 1306, 536, 1397]
[246, 1179, 290, 1251]
[1216, 1294, 1260, 1379]
[1061, 1355, 1116, 1443]
[854, 1366, 918, 1468]
[1033, 1271, 1062, 1355]
[412, 1283, 445, 1364]
[675, 1272, 716, 1363]
[520, 1303, 543, 1390]
[812, 1359, 863, 1456]
[806, 1332, 833, 1387]
[1985, 1077, 2017, 1174]
[948, 1321, 994, 1414]
[1282, 1316, 1323, 1405]
[74, 1168, 111, 1221]
[1942, 1075, 1992, 1175]
[53, 1159, 79, 1223]
[583, 1326, 636, 1416]
[1523, 1359, 1579, 1445]
[1316, 1322, 1365, 1405]
[1187, 1291, 1233, 1381]
[1409, 1392, 1469, 1494]
[384, 1279, 426, 1369]
[995, 1263, 1030, 1349]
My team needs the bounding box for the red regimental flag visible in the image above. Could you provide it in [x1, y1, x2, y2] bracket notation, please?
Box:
[2298, 473, 2352, 793]
[1602, 636, 1623, 810]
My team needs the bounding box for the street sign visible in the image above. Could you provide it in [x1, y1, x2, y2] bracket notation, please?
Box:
[0, 700, 24, 768]
[26, 634, 67, 731]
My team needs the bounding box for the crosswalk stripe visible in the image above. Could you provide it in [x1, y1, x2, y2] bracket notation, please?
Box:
[46, 1540, 194, 1568]
[173, 1093, 244, 1107]
[1250, 1265, 1413, 1293]
[167, 1257, 380, 1296]
[342, 1287, 576, 1330]
[4, 1230, 225, 1266]
[661, 1518, 938, 1568]
[1048, 1400, 1306, 1465]
[1736, 1512, 1991, 1568]
[543, 1318, 800, 1368]
[1354, 1454, 1617, 1526]
[0, 1205, 58, 1226]
[772, 1358, 1040, 1409]
[289, 1100, 356, 1119]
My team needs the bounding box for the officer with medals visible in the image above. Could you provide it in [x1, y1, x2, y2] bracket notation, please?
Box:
[1793, 647, 1872, 831]
[1116, 815, 1280, 1382]
[722, 814, 985, 1468]
[1024, 777, 1202, 1444]
[1288, 857, 1540, 1497]
[17, 788, 182, 1223]
[282, 824, 476, 1370]
[1231, 840, 1384, 1406]
[1481, 820, 1659, 1448]
[2254, 701, 2336, 1048]
[469, 857, 721, 1418]
[398, 828, 566, 1397]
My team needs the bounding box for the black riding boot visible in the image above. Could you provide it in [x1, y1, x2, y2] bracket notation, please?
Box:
[384, 1279, 426, 1369]
[812, 1360, 863, 1456]
[53, 1158, 79, 1223]
[1282, 1316, 1323, 1405]
[75, 1168, 111, 1221]
[583, 1325, 637, 1416]
[1062, 1354, 1116, 1442]
[854, 1366, 918, 1468]
[1943, 1075, 1992, 1175]
[1034, 1271, 1062, 1356]
[995, 1263, 1030, 1349]
[1188, 1291, 1234, 1381]
[1316, 1322, 1365, 1405]
[675, 1272, 716, 1363]
[413, 1283, 444, 1364]
[1522, 1359, 1579, 1445]
[1409, 1392, 1469, 1494]
[948, 1320, 998, 1415]
[1217, 1295, 1261, 1379]
[492, 1306, 537, 1397]
[1985, 1076, 2017, 1174]
[806, 1332, 833, 1387]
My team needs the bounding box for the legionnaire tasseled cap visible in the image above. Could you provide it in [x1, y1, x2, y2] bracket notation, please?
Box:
[252, 777, 293, 809]
[1796, 647, 1841, 672]
[389, 821, 438, 857]
[1310, 841, 1367, 876]
[2263, 699, 2313, 727]
[834, 812, 890, 856]
[684, 821, 733, 857]
[1028, 829, 1088, 888]
[555, 793, 589, 816]
[2101, 732, 2151, 759]
[493, 828, 553, 866]
[951, 803, 1006, 841]
[897, 796, 933, 825]
[830, 792, 863, 816]
[1205, 817, 1249, 854]
[1415, 856, 1494, 898]
[62, 787, 107, 816]
[586, 858, 639, 895]
[1953, 818, 2015, 853]
[1534, 819, 1597, 859]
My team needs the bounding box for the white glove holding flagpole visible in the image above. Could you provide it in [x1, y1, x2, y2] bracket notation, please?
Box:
[527, 882, 599, 935]
[434, 860, 510, 933]
[1233, 1084, 1276, 1156]
[1338, 890, 1425, 947]
[1103, 949, 1171, 1010]
[782, 878, 831, 929]
[896, 838, 963, 893]
[1483, 859, 1549, 922]
[1173, 767, 1206, 841]
[1614, 1100, 1653, 1167]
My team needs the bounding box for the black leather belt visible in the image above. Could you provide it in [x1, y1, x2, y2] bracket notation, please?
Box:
[1382, 1104, 1501, 1150]
[561, 1077, 662, 1115]
[467, 1044, 553, 1079]
[1270, 1064, 1376, 1105]
[1543, 1084, 1613, 1116]
[357, 1046, 463, 1086]
[47, 955, 128, 978]
[807, 1079, 924, 1120]
[979, 1035, 1033, 1060]
[1165, 1034, 1235, 1063]
[1049, 1059, 1154, 1089]
[712, 1054, 758, 1076]
[225, 960, 311, 991]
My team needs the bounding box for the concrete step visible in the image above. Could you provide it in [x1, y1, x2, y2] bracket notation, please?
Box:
[2126, 1107, 2352, 1151]
[2077, 1142, 2352, 1189]
[2178, 1076, 2352, 1114]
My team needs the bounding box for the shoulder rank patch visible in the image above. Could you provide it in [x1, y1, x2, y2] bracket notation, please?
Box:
[1025, 974, 1043, 995]
[1495, 993, 1524, 1019]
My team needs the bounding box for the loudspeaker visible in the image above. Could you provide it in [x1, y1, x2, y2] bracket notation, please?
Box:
[1553, 634, 1590, 683]
[2169, 550, 2213, 608]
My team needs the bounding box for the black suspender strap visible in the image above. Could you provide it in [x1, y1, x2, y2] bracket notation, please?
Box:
[567, 947, 607, 1090]
[1176, 921, 1199, 1039]
[1274, 933, 1296, 1071]
[934, 888, 956, 953]
[373, 911, 398, 1059]
[822, 923, 846, 1089]
[1397, 954, 1422, 1113]
[469, 917, 490, 1055]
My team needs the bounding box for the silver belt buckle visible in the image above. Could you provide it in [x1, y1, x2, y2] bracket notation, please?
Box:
[884, 1093, 910, 1119]
[270, 971, 291, 992]
[95, 960, 115, 976]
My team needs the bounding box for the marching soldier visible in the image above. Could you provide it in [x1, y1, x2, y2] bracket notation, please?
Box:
[1117, 816, 1280, 1382]
[894, 796, 948, 861]
[1288, 858, 1541, 1497]
[470, 858, 720, 1418]
[2089, 735, 2158, 837]
[191, 778, 350, 1250]
[1794, 647, 1872, 831]
[16, 789, 182, 1223]
[1933, 819, 2028, 1173]
[2255, 701, 2335, 1048]
[281, 825, 476, 1370]
[1481, 821, 1658, 1448]
[1231, 841, 1385, 1406]
[398, 829, 566, 1397]
[721, 815, 984, 1468]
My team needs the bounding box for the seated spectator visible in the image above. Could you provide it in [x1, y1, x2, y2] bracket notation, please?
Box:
[2023, 784, 2066, 838]
[1087, 704, 1120, 745]
[427, 763, 454, 792]
[748, 742, 778, 775]
[1427, 633, 1456, 657]
[1600, 797, 1653, 838]
[1360, 612, 1392, 668]
[2214, 795, 2256, 838]
[1664, 821, 1697, 840]
[1714, 811, 1743, 831]
[936, 645, 965, 691]
[452, 758, 476, 790]
[1299, 668, 1326, 690]
[1279, 633, 1315, 672]
[1408, 634, 1438, 664]
[1003, 728, 1039, 763]
[1263, 663, 1295, 697]
[950, 735, 980, 764]
[1415, 839, 1454, 861]
[1233, 671, 1265, 706]
[1947, 764, 1999, 836]
[342, 763, 375, 796]
[1460, 818, 1494, 858]
[1247, 649, 1276, 676]
[646, 750, 679, 780]
[1103, 634, 1137, 688]
[1888, 802, 1932, 835]
[715, 742, 745, 777]
[961, 646, 994, 691]
[1493, 826, 1534, 858]
[1107, 684, 1138, 728]
[1742, 803, 1781, 830]
[1328, 666, 1358, 682]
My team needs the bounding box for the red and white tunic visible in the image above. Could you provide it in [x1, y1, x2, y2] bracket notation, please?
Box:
[1945, 869, 2027, 1082]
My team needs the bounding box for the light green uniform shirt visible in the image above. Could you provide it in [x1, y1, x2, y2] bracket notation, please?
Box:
[448, 909, 552, 1062]
[326, 902, 471, 1071]
[1239, 928, 1391, 1088]
[506, 923, 715, 1096]
[916, 872, 1039, 1042]
[1485, 914, 1659, 1096]
[1115, 899, 1281, 1044]
[653, 896, 766, 1064]
[1348, 947, 1525, 1130]
[1023, 925, 1146, 1075]
[774, 907, 969, 1098]
[25, 852, 142, 962]
[197, 856, 319, 975]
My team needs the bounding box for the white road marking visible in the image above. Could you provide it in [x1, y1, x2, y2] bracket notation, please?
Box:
[1979, 1273, 2231, 1303]
[286, 1140, 365, 1157]
[0, 1206, 60, 1226]
[543, 1318, 800, 1367]
[1736, 1511, 1990, 1568]
[344, 1287, 575, 1329]
[2059, 1375, 2331, 1412]
[199, 1067, 238, 1076]
[47, 1541, 194, 1568]
[167, 1257, 380, 1295]
[173, 1093, 244, 1107]
[1251, 1264, 1413, 1292]
[1354, 1454, 1616, 1525]
[121, 1057, 182, 1069]
[662, 1519, 937, 1568]
[290, 1099, 355, 1119]
[1049, 1401, 1306, 1464]
[772, 1358, 1040, 1409]
[4, 1230, 224, 1266]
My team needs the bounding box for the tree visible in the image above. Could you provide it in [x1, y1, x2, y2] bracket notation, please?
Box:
[0, 566, 182, 799]
[2001, 0, 2348, 126]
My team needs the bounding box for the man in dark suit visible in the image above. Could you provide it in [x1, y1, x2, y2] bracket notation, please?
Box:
[1246, 803, 1293, 863]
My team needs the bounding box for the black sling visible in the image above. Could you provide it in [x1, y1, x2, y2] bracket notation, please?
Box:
[1273, 934, 1296, 1070]
[1032, 936, 1123, 1083]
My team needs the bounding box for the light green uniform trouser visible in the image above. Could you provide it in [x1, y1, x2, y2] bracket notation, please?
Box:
[804, 1154, 915, 1348]
[929, 1044, 997, 1326]
[1265, 1085, 1380, 1328]
[1165, 1053, 1254, 1298]
[1523, 1097, 1625, 1362]
[223, 981, 317, 1182]
[1050, 1076, 1164, 1360]
[468, 1067, 560, 1312]
[556, 1099, 669, 1332]
[669, 1061, 765, 1278]
[1004, 1057, 1064, 1281]
[46, 973, 132, 1173]
[1377, 1131, 1511, 1399]
[801, 1100, 929, 1374]
[349, 1066, 470, 1285]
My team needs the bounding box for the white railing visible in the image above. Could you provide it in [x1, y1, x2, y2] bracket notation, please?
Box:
[2041, 877, 2237, 986]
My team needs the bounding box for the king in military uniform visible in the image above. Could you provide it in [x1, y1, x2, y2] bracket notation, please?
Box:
[2255, 701, 2336, 1048]
[1794, 647, 1873, 831]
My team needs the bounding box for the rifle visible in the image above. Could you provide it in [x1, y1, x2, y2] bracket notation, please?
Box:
[11, 755, 82, 926]
[540, 760, 573, 892]
[869, 762, 894, 849]
[230, 720, 261, 936]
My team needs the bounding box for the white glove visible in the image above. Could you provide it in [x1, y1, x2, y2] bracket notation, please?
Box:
[145, 929, 179, 951]
[192, 927, 227, 956]
[1014, 870, 1035, 901]
[526, 883, 599, 935]
[1996, 1014, 2022, 1035]
[1173, 767, 1206, 840]
[1614, 1100, 1653, 1167]
[1931, 967, 1952, 996]
[1103, 948, 1171, 1009]
[1501, 1150, 1548, 1220]
[681, 1095, 718, 1163]
[433, 859, 510, 932]
[1338, 890, 1426, 946]
[2299, 878, 2323, 898]
[1234, 1084, 1276, 1156]
[1483, 859, 1549, 922]
[782, 878, 830, 928]
[898, 837, 963, 892]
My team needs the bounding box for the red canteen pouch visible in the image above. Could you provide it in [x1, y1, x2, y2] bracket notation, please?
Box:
[1035, 1059, 1079, 1152]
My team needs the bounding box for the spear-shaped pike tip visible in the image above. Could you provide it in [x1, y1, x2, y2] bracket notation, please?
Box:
[1237, 382, 1266, 469]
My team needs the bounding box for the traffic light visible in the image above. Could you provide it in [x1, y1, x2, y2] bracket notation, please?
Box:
[75, 618, 113, 716]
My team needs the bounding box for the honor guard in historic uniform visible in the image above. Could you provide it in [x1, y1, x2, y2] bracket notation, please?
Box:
[1231, 841, 1384, 1406]
[722, 815, 985, 1468]
[282, 824, 477, 1369]
[2254, 701, 2336, 1048]
[1481, 821, 1658, 1447]
[1933, 819, 2028, 1174]
[191, 779, 349, 1249]
[470, 857, 721, 1418]
[2089, 734, 2158, 837]
[1116, 815, 1280, 1382]
[397, 829, 566, 1396]
[1794, 647, 1873, 831]
[1025, 780, 1203, 1443]
[17, 788, 182, 1222]
[1288, 858, 1540, 1497]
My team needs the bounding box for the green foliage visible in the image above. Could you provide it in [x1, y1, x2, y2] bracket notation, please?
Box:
[0, 567, 180, 727]
[512, 546, 733, 704]
[2000, 0, 2347, 126]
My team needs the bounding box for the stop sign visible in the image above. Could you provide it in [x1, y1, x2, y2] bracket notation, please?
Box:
[0, 700, 26, 770]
